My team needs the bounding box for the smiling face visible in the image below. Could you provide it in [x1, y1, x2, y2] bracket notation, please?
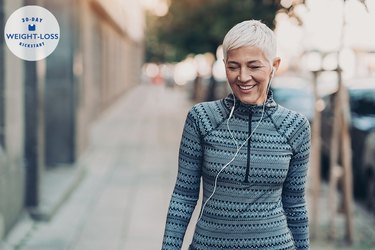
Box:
[225, 46, 280, 105]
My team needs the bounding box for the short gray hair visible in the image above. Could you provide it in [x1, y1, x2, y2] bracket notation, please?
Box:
[222, 20, 277, 63]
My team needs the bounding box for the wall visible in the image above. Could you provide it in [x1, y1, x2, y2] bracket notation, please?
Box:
[76, 0, 144, 156]
[0, 0, 26, 239]
[0, 0, 145, 237]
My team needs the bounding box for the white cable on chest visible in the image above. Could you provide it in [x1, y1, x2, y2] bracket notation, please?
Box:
[197, 68, 275, 222]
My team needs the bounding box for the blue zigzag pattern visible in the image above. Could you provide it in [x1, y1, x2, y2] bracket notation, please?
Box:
[162, 92, 311, 249]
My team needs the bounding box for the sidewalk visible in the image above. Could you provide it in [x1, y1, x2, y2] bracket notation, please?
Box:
[307, 184, 375, 250]
[4, 84, 375, 250]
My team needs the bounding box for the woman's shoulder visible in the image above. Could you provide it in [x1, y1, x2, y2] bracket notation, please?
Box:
[273, 104, 310, 128]
[272, 104, 311, 143]
[187, 99, 228, 136]
[190, 99, 224, 114]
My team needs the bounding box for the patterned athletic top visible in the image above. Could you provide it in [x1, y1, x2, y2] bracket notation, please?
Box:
[162, 92, 311, 249]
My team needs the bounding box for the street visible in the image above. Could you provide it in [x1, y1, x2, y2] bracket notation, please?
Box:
[4, 84, 375, 250]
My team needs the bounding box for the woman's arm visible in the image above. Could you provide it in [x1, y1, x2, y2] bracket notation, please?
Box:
[282, 117, 311, 249]
[162, 107, 203, 250]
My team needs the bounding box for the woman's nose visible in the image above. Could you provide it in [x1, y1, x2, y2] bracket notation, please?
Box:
[238, 69, 252, 82]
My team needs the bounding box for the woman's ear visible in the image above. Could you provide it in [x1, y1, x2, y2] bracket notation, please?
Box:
[272, 57, 281, 71]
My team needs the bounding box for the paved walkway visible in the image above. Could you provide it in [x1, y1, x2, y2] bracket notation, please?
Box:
[4, 84, 375, 250]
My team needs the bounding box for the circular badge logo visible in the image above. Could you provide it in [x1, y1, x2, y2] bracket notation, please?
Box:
[4, 5, 60, 61]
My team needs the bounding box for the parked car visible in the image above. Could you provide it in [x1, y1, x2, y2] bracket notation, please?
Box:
[271, 75, 315, 122]
[320, 78, 375, 209]
[363, 131, 375, 211]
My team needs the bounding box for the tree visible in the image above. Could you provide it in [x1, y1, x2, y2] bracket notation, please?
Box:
[146, 0, 280, 62]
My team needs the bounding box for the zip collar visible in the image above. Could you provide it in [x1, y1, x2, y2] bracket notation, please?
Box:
[223, 91, 278, 120]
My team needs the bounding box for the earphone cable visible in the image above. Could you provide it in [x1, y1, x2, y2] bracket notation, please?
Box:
[198, 99, 267, 222]
[197, 69, 274, 222]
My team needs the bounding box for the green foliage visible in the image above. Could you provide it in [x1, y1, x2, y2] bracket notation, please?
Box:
[146, 0, 279, 62]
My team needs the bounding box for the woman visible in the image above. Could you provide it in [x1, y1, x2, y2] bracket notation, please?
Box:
[162, 20, 310, 250]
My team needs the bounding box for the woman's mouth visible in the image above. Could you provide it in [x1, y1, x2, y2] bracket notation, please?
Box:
[238, 84, 256, 90]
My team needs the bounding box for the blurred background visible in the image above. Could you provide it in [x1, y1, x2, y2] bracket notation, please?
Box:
[0, 0, 375, 249]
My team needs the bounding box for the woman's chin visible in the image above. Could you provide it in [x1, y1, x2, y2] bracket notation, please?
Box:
[235, 93, 256, 104]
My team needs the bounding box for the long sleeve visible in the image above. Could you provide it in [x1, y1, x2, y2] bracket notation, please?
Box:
[162, 107, 203, 249]
[282, 118, 311, 249]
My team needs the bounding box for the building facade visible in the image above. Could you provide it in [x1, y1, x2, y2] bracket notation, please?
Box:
[0, 0, 144, 238]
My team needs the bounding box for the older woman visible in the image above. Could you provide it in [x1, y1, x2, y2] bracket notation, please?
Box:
[162, 20, 311, 250]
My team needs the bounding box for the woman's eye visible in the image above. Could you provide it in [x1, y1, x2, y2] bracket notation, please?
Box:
[249, 66, 261, 69]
